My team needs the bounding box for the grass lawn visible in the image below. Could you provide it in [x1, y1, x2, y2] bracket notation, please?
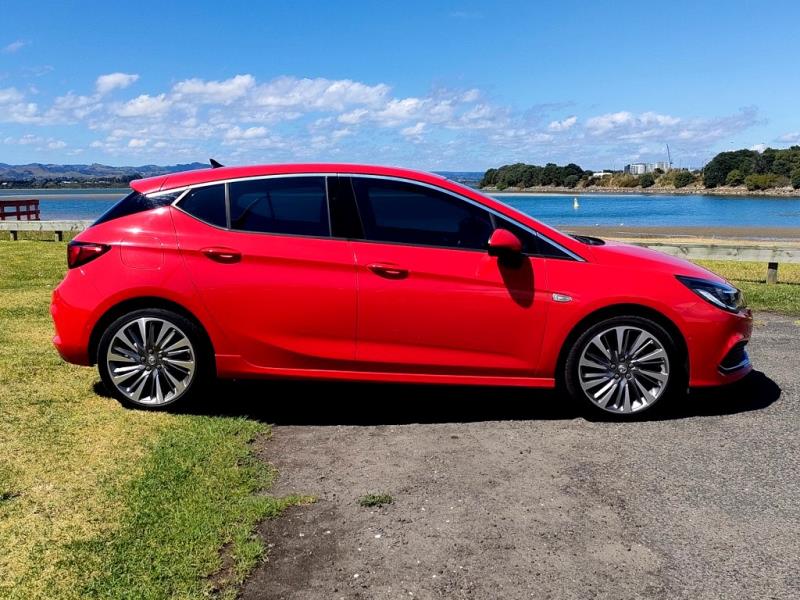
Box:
[0, 241, 307, 600]
[696, 259, 800, 316]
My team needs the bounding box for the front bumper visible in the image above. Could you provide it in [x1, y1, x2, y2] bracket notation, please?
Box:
[687, 306, 753, 387]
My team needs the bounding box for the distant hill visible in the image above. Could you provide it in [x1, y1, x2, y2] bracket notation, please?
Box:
[0, 162, 208, 188]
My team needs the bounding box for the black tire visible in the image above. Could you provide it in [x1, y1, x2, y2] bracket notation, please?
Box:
[97, 308, 213, 410]
[564, 315, 686, 418]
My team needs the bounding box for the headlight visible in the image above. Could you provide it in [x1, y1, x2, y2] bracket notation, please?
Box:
[676, 275, 745, 313]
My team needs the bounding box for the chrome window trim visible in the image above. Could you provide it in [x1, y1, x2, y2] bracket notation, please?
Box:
[162, 172, 585, 261]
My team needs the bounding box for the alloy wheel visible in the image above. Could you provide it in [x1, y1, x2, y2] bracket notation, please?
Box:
[577, 325, 670, 414]
[105, 317, 196, 405]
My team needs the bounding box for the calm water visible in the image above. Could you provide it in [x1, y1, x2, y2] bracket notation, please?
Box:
[1, 188, 799, 227]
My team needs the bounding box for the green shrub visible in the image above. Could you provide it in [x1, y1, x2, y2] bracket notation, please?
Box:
[639, 173, 655, 188]
[745, 173, 782, 190]
[673, 170, 695, 188]
[791, 169, 800, 189]
[726, 169, 744, 186]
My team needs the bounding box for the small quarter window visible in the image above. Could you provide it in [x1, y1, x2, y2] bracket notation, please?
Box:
[178, 184, 227, 228]
[94, 191, 178, 226]
[229, 177, 330, 237]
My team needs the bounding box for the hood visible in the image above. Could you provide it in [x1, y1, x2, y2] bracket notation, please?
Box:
[587, 239, 726, 282]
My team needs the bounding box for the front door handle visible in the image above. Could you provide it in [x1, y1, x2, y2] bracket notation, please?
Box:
[367, 262, 408, 279]
[202, 247, 241, 264]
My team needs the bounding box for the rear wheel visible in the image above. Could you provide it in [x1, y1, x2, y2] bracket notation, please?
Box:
[97, 308, 211, 409]
[564, 315, 685, 417]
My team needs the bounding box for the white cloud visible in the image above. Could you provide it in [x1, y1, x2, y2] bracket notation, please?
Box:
[96, 73, 139, 95]
[0, 70, 766, 169]
[47, 140, 67, 149]
[337, 108, 369, 125]
[224, 126, 267, 140]
[115, 93, 171, 117]
[548, 116, 577, 131]
[401, 122, 426, 138]
[0, 87, 25, 104]
[173, 74, 254, 104]
[2, 40, 28, 54]
[750, 143, 767, 153]
[777, 132, 800, 144]
[253, 76, 390, 110]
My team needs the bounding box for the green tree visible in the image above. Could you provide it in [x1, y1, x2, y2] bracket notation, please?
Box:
[725, 169, 744, 186]
[673, 170, 695, 188]
[639, 173, 655, 188]
[563, 174, 580, 188]
[792, 168, 800, 190]
[703, 149, 757, 187]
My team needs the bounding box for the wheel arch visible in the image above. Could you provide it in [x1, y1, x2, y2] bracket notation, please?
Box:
[88, 296, 216, 371]
[555, 303, 689, 387]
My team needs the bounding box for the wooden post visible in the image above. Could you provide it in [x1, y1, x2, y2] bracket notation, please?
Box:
[767, 262, 779, 285]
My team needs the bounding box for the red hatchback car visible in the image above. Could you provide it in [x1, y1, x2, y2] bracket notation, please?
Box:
[51, 163, 752, 417]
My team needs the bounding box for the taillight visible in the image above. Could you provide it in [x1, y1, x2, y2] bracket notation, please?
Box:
[67, 241, 110, 269]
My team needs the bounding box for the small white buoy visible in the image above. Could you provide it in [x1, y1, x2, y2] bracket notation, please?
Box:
[573, 196, 580, 210]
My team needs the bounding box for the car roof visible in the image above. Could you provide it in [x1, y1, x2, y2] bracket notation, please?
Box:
[130, 163, 449, 195]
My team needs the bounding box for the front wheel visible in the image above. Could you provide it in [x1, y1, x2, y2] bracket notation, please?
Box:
[564, 315, 685, 417]
[97, 308, 211, 409]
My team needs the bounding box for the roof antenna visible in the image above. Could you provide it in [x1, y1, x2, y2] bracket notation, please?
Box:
[209, 158, 224, 169]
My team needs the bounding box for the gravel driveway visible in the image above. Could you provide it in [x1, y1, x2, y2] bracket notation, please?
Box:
[235, 313, 799, 600]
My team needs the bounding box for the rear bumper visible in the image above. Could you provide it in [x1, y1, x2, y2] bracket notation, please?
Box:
[687, 307, 753, 387]
[51, 277, 93, 366]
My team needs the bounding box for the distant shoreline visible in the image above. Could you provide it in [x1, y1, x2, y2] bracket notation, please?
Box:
[485, 185, 800, 197]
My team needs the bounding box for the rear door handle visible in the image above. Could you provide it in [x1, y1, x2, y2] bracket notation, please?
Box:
[367, 262, 408, 279]
[202, 247, 241, 264]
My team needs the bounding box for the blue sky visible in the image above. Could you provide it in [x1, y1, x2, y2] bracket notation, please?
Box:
[1, 0, 798, 170]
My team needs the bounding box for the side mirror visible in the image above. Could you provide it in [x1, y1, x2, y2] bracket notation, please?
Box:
[487, 228, 523, 257]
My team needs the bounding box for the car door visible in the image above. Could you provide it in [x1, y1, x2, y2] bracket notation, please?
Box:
[346, 175, 550, 376]
[172, 176, 357, 370]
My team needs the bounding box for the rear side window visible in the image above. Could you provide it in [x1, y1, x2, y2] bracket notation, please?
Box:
[178, 184, 227, 228]
[229, 177, 329, 237]
[93, 191, 178, 226]
[351, 177, 493, 250]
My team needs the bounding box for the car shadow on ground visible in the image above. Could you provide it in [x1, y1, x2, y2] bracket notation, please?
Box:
[95, 370, 781, 425]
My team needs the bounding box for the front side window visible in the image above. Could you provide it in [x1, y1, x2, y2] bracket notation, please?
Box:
[351, 177, 494, 250]
[178, 184, 227, 227]
[229, 176, 329, 237]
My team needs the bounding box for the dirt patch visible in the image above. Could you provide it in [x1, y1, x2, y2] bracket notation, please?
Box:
[239, 314, 798, 600]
